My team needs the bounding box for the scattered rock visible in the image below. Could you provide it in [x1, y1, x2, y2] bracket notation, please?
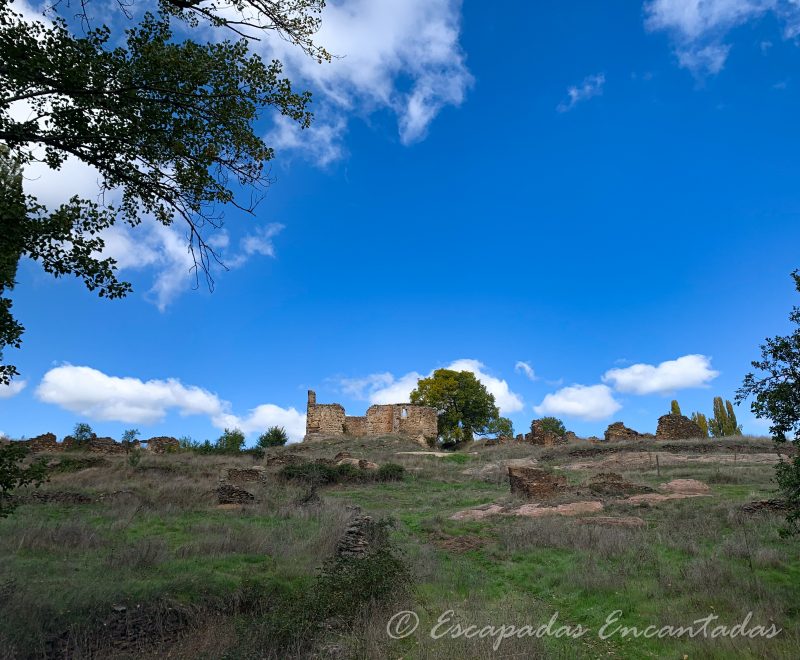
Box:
[333, 451, 352, 462]
[508, 466, 567, 499]
[216, 483, 255, 505]
[336, 457, 379, 470]
[655, 414, 703, 440]
[463, 458, 538, 481]
[264, 453, 307, 467]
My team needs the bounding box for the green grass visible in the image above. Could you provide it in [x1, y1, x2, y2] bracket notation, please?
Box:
[1, 436, 798, 658]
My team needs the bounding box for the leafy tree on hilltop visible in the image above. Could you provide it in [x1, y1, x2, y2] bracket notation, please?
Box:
[535, 417, 566, 437]
[0, 0, 330, 384]
[410, 369, 502, 447]
[72, 422, 94, 445]
[258, 426, 289, 448]
[217, 428, 246, 454]
[737, 270, 800, 535]
[671, 400, 682, 416]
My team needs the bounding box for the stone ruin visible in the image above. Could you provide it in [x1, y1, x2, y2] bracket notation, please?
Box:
[604, 422, 646, 442]
[11, 433, 180, 454]
[304, 390, 437, 445]
[514, 419, 570, 446]
[604, 414, 703, 442]
[655, 413, 703, 440]
[508, 466, 568, 498]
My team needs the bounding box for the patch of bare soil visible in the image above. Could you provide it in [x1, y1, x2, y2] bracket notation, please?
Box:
[660, 478, 710, 494]
[432, 534, 487, 552]
[576, 516, 646, 528]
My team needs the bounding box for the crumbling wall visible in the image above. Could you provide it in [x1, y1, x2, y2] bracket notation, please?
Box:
[655, 414, 703, 440]
[304, 390, 437, 442]
[344, 416, 367, 437]
[305, 391, 345, 437]
[366, 404, 437, 440]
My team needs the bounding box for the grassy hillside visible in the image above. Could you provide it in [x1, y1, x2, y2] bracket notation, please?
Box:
[1, 435, 798, 658]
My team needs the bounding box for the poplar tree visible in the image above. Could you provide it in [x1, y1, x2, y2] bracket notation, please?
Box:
[691, 412, 709, 437]
[670, 400, 682, 415]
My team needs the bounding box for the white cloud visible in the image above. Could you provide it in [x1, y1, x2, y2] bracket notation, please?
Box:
[0, 379, 27, 399]
[268, 114, 347, 167]
[263, 0, 472, 161]
[36, 365, 226, 423]
[35, 365, 306, 441]
[515, 361, 536, 381]
[644, 0, 800, 74]
[534, 384, 622, 421]
[100, 221, 285, 310]
[557, 73, 605, 112]
[214, 405, 306, 443]
[342, 358, 524, 414]
[602, 354, 719, 395]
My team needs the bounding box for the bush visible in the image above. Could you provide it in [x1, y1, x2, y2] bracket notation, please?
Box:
[376, 463, 405, 481]
[257, 426, 288, 448]
[216, 428, 245, 454]
[127, 447, 143, 468]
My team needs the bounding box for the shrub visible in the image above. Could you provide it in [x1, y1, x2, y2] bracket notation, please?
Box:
[127, 447, 143, 468]
[376, 463, 405, 481]
[216, 428, 246, 454]
[257, 426, 288, 448]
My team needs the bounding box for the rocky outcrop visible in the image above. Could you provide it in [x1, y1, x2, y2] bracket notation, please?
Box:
[508, 466, 567, 499]
[655, 414, 703, 440]
[604, 422, 642, 442]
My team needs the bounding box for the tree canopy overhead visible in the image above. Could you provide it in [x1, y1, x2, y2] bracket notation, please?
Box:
[0, 0, 329, 383]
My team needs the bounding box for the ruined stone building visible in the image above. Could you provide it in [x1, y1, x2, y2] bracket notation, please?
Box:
[304, 390, 437, 444]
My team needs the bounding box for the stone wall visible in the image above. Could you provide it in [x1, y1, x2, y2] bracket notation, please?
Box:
[304, 390, 437, 443]
[655, 414, 703, 440]
[604, 422, 642, 442]
[344, 416, 367, 437]
[145, 436, 180, 453]
[305, 391, 346, 437]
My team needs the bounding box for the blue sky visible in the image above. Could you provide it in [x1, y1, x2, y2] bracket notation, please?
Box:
[3, 0, 800, 443]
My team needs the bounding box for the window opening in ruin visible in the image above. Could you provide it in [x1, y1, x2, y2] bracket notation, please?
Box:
[401, 407, 408, 418]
